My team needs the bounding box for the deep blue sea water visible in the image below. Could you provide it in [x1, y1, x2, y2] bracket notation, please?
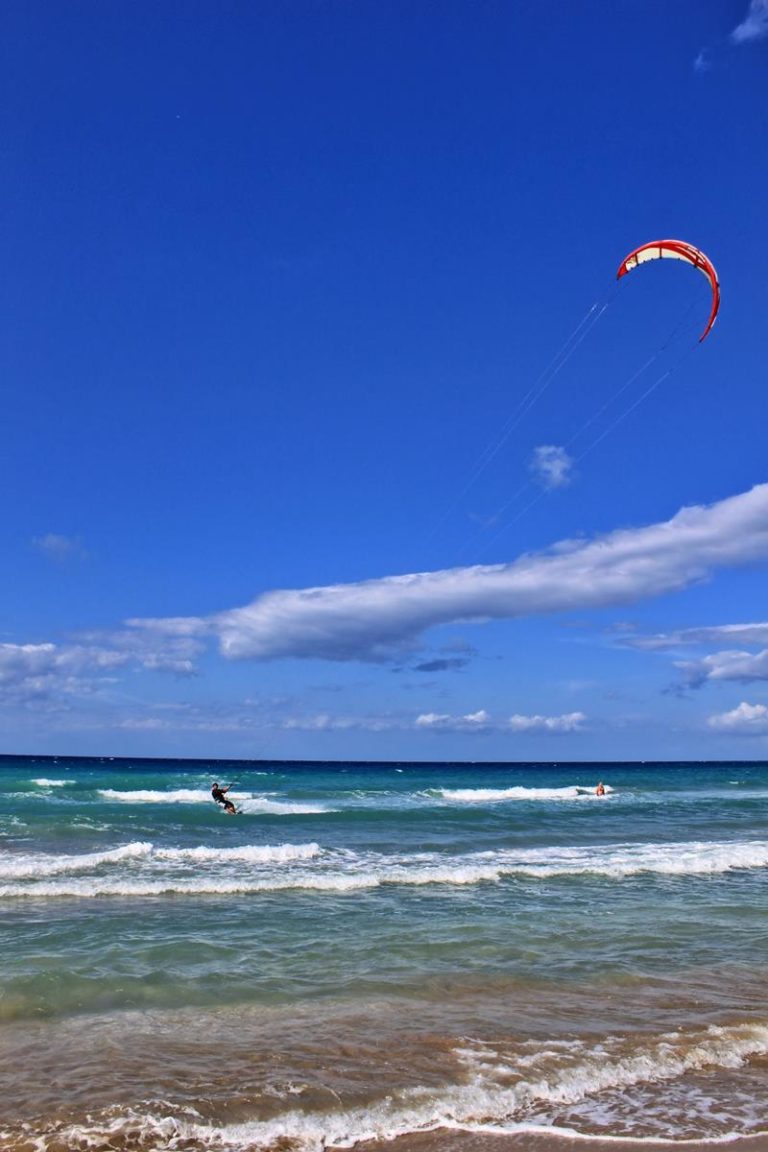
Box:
[2, 756, 768, 1151]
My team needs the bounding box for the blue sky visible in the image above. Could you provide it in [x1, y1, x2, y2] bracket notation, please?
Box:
[2, 1, 768, 760]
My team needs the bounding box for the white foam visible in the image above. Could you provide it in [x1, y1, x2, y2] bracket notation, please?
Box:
[0, 841, 152, 879]
[0, 874, 369, 898]
[31, 778, 68, 787]
[3, 837, 768, 900]
[99, 788, 211, 804]
[237, 797, 331, 816]
[504, 838, 768, 879]
[154, 842, 321, 864]
[439, 784, 613, 803]
[449, 1023, 768, 1128]
[97, 788, 331, 814]
[0, 840, 319, 882]
[34, 1022, 768, 1149]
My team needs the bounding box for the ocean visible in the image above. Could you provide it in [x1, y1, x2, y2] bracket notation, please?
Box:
[1, 756, 768, 1151]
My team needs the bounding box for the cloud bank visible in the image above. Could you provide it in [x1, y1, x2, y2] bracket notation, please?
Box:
[415, 710, 586, 734]
[623, 623, 768, 690]
[0, 632, 201, 706]
[133, 482, 768, 665]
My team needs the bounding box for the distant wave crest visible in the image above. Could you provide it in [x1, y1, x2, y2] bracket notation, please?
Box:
[438, 784, 613, 803]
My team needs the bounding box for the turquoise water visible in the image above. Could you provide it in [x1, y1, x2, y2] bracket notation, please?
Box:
[2, 756, 768, 1150]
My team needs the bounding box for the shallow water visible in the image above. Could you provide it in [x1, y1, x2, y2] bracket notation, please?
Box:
[1, 756, 767, 1149]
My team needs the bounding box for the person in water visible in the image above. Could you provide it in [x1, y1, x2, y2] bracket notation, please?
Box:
[596, 781, 606, 797]
[211, 782, 237, 814]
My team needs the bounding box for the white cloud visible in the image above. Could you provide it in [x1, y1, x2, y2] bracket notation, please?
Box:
[530, 444, 574, 490]
[507, 711, 585, 732]
[623, 622, 768, 690]
[626, 623, 768, 651]
[693, 49, 710, 72]
[416, 709, 491, 731]
[126, 616, 210, 639]
[0, 640, 120, 709]
[415, 709, 584, 734]
[134, 482, 768, 665]
[0, 630, 202, 707]
[282, 713, 398, 732]
[707, 701, 768, 734]
[731, 0, 768, 42]
[75, 629, 203, 675]
[677, 649, 768, 688]
[117, 717, 173, 731]
[0, 642, 59, 685]
[32, 533, 86, 561]
[0, 642, 116, 704]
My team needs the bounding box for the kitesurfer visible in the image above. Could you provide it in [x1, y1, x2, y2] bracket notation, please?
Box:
[211, 782, 237, 814]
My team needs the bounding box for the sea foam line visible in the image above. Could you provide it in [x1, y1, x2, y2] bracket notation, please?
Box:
[97, 789, 330, 814]
[0, 841, 152, 879]
[237, 797, 330, 815]
[3, 838, 768, 897]
[99, 788, 213, 804]
[25, 1022, 768, 1149]
[507, 838, 768, 878]
[438, 784, 612, 803]
[0, 841, 319, 880]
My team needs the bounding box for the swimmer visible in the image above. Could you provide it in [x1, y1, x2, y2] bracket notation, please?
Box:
[596, 781, 606, 797]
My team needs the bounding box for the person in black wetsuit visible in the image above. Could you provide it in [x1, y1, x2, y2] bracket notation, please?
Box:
[211, 782, 237, 814]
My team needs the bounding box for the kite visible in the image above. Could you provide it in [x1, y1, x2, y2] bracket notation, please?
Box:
[616, 240, 720, 342]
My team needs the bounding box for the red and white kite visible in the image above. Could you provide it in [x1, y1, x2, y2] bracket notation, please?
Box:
[617, 240, 720, 342]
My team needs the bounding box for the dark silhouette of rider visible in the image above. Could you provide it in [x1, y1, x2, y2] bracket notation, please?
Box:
[211, 782, 237, 814]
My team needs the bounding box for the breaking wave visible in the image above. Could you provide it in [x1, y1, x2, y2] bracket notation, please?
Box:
[98, 789, 330, 814]
[10, 1022, 768, 1147]
[438, 784, 613, 803]
[2, 837, 768, 900]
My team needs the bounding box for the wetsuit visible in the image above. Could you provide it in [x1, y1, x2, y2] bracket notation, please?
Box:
[212, 785, 237, 813]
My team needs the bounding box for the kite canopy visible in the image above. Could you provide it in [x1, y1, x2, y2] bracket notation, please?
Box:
[616, 240, 720, 342]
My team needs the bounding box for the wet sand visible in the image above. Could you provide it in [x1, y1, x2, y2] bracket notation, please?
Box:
[360, 1133, 768, 1152]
